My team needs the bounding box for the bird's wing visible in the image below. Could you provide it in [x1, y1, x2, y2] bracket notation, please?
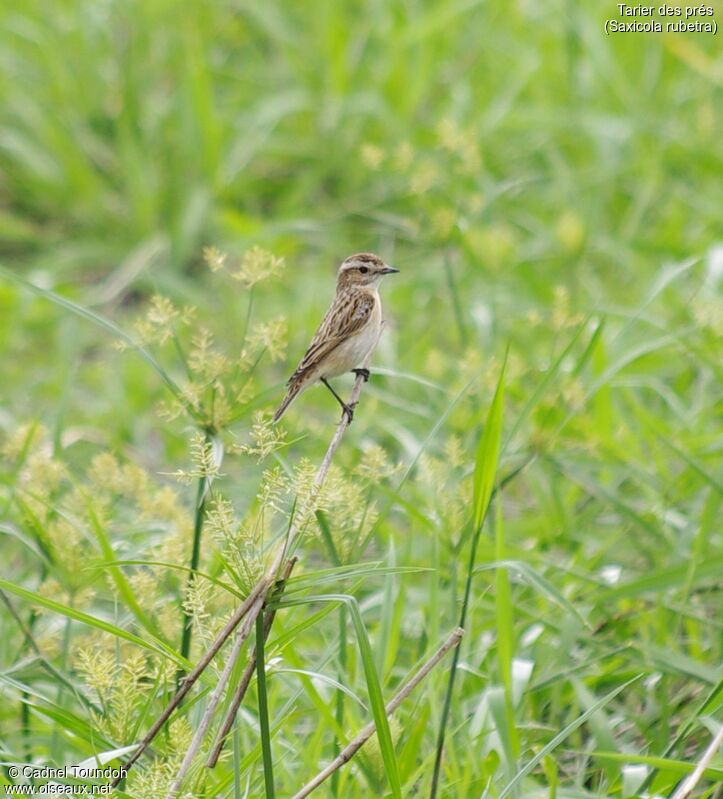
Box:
[288, 291, 376, 384]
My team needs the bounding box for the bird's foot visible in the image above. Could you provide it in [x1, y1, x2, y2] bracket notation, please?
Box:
[352, 368, 370, 383]
[342, 401, 358, 424]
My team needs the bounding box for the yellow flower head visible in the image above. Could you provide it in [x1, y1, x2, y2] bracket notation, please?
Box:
[236, 411, 288, 462]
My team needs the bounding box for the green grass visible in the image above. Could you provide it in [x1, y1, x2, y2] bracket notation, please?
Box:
[1, 0, 722, 797]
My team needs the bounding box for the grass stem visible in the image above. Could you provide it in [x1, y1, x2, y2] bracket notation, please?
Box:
[168, 593, 266, 797]
[429, 512, 485, 797]
[114, 333, 382, 790]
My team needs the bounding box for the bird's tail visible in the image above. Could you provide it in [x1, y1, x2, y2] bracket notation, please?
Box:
[273, 381, 303, 423]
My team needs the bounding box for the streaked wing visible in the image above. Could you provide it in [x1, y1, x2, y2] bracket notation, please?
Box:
[288, 291, 375, 384]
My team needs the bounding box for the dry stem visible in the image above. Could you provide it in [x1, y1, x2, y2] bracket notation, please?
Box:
[290, 627, 464, 799]
[670, 725, 723, 799]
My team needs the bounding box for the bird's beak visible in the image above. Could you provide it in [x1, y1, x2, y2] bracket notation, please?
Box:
[381, 265, 400, 275]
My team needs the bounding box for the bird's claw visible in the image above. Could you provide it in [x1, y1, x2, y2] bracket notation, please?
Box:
[342, 401, 358, 424]
[352, 368, 370, 383]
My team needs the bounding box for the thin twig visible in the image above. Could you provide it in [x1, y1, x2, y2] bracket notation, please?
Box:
[290, 627, 464, 799]
[111, 577, 270, 787]
[206, 558, 297, 768]
[670, 725, 723, 799]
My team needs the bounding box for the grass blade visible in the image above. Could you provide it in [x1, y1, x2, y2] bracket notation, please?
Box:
[594, 555, 723, 602]
[639, 678, 723, 793]
[504, 318, 589, 450]
[314, 512, 347, 796]
[179, 471, 210, 675]
[473, 353, 507, 532]
[492, 501, 519, 764]
[0, 578, 186, 666]
[589, 750, 723, 782]
[0, 266, 192, 414]
[276, 594, 403, 799]
[86, 504, 159, 639]
[475, 560, 589, 628]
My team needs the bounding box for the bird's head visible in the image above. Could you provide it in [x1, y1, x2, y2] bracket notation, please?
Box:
[337, 253, 399, 289]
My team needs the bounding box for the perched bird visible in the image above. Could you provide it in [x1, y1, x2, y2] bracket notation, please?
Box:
[273, 252, 399, 423]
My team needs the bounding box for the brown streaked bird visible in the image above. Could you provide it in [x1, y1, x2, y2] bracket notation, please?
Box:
[273, 252, 399, 423]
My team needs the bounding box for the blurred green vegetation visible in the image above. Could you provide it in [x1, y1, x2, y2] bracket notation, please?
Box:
[1, 0, 721, 797]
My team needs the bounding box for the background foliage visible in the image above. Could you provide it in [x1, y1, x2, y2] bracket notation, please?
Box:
[1, 0, 721, 797]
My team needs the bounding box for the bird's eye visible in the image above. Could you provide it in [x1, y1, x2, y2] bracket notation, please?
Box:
[359, 266, 369, 274]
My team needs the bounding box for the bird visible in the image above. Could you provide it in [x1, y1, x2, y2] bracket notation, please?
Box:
[273, 252, 399, 423]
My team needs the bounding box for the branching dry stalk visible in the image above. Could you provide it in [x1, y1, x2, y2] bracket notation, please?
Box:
[168, 557, 297, 795]
[111, 328, 383, 792]
[206, 581, 286, 767]
[290, 627, 464, 799]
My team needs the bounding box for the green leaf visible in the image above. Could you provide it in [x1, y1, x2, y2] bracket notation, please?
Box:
[273, 668, 365, 709]
[493, 502, 519, 762]
[487, 686, 517, 774]
[102, 558, 244, 599]
[589, 750, 723, 782]
[431, 354, 508, 799]
[654, 432, 723, 495]
[504, 318, 589, 450]
[596, 554, 723, 601]
[638, 678, 723, 793]
[285, 564, 429, 594]
[376, 540, 397, 676]
[315, 510, 341, 567]
[475, 559, 589, 628]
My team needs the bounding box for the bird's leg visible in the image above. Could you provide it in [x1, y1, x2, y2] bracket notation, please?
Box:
[321, 378, 357, 423]
[351, 368, 370, 383]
